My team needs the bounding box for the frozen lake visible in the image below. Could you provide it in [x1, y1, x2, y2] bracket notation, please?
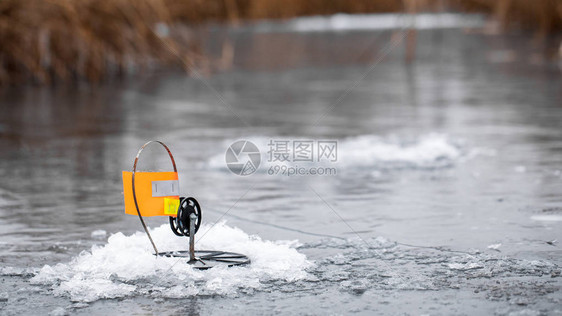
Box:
[1, 14, 561, 315]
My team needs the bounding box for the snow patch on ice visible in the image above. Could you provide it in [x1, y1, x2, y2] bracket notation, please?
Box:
[251, 13, 486, 33]
[530, 215, 562, 222]
[338, 133, 464, 169]
[208, 134, 475, 172]
[487, 243, 502, 251]
[90, 230, 107, 240]
[515, 165, 527, 173]
[447, 262, 484, 271]
[0, 266, 36, 276]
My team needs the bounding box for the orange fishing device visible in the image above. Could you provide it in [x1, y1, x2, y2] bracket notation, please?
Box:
[122, 140, 249, 269]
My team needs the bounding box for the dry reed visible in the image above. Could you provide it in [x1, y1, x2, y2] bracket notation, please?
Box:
[0, 0, 181, 84]
[0, 0, 560, 85]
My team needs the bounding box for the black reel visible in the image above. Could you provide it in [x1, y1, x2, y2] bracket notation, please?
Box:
[169, 197, 202, 237]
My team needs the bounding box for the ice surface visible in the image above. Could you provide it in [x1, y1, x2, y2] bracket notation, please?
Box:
[4, 229, 561, 309]
[30, 223, 312, 302]
[308, 236, 561, 295]
[48, 307, 68, 316]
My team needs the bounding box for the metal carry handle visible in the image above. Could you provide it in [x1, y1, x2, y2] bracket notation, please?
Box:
[131, 140, 178, 255]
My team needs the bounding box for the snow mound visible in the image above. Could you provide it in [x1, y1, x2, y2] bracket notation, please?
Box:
[31, 223, 312, 302]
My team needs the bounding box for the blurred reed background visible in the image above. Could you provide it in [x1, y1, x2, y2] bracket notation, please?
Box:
[0, 0, 560, 85]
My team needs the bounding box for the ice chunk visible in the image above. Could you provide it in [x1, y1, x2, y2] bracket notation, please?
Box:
[487, 243, 502, 251]
[90, 230, 107, 240]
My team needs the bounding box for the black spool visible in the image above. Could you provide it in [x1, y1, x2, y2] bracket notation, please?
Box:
[170, 197, 202, 237]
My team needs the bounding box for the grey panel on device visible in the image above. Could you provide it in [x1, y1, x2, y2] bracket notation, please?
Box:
[152, 180, 180, 197]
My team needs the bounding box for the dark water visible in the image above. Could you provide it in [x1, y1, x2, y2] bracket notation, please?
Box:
[1, 14, 561, 315]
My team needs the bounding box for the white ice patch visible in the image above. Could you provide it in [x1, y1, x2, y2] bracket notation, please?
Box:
[90, 230, 107, 240]
[515, 165, 527, 173]
[208, 134, 467, 172]
[447, 262, 484, 271]
[338, 133, 463, 169]
[30, 223, 312, 302]
[530, 215, 562, 222]
[251, 13, 486, 33]
[487, 243, 502, 251]
[0, 266, 36, 276]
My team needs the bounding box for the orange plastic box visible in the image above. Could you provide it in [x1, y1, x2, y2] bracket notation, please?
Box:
[123, 171, 180, 217]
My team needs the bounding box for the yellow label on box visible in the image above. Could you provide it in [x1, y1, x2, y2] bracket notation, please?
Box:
[164, 197, 180, 215]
